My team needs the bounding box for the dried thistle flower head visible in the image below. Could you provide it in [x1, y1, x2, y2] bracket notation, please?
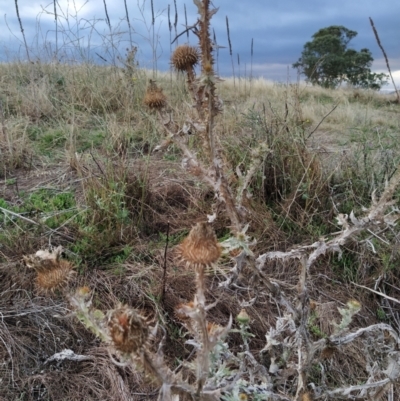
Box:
[206, 321, 223, 336]
[176, 222, 221, 268]
[301, 392, 313, 401]
[23, 246, 75, 293]
[143, 79, 166, 110]
[171, 45, 199, 71]
[108, 306, 149, 354]
[174, 301, 195, 321]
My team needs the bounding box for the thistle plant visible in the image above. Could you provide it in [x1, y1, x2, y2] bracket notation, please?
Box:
[151, 0, 269, 237]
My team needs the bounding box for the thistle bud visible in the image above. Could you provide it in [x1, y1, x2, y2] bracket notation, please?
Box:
[236, 309, 250, 325]
[347, 299, 361, 312]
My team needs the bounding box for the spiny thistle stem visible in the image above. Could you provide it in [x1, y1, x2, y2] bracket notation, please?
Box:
[166, 1, 245, 232]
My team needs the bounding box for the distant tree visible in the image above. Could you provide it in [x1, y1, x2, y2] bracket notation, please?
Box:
[293, 25, 388, 90]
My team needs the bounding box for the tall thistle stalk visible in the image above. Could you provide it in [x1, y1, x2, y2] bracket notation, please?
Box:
[148, 0, 259, 233]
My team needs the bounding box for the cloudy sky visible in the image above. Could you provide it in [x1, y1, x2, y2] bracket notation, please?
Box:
[0, 0, 399, 90]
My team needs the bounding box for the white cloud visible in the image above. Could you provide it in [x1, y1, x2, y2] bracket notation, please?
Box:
[372, 57, 400, 92]
[386, 70, 400, 92]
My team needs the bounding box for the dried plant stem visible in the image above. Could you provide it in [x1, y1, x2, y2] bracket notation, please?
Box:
[236, 144, 270, 207]
[250, 38, 254, 81]
[369, 17, 400, 103]
[0, 100, 7, 142]
[261, 165, 400, 269]
[160, 222, 169, 303]
[14, 0, 31, 62]
[184, 4, 189, 40]
[53, 0, 58, 59]
[213, 29, 219, 75]
[151, 0, 156, 76]
[237, 53, 240, 82]
[168, 4, 172, 84]
[102, 0, 117, 64]
[157, 115, 242, 232]
[160, 1, 246, 233]
[307, 102, 340, 139]
[226, 16, 235, 86]
[173, 0, 178, 45]
[102, 0, 111, 30]
[123, 0, 133, 48]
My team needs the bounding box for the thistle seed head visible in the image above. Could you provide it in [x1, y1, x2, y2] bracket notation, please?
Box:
[171, 45, 199, 71]
[301, 392, 313, 401]
[176, 222, 221, 268]
[143, 80, 166, 110]
[175, 301, 195, 321]
[206, 321, 223, 336]
[108, 306, 149, 354]
[23, 247, 75, 293]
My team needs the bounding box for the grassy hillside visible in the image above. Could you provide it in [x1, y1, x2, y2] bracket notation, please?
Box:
[1, 32, 400, 401]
